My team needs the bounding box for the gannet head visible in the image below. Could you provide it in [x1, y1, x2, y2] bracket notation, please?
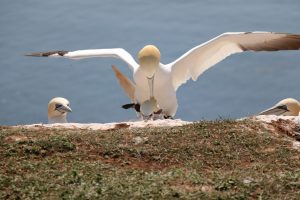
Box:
[138, 45, 160, 78]
[259, 98, 300, 116]
[48, 97, 72, 123]
[276, 98, 300, 116]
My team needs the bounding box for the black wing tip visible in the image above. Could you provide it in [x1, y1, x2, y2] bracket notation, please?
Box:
[24, 50, 68, 57]
[243, 31, 300, 36]
[24, 52, 48, 57]
[122, 103, 135, 109]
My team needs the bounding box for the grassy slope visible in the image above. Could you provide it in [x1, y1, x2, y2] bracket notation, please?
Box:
[0, 119, 299, 199]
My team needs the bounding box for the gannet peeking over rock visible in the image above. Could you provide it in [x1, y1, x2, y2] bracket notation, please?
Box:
[259, 98, 300, 116]
[48, 97, 72, 123]
[27, 32, 300, 119]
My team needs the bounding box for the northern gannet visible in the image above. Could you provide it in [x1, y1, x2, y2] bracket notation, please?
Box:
[112, 64, 161, 118]
[48, 97, 72, 123]
[259, 98, 300, 116]
[27, 32, 300, 118]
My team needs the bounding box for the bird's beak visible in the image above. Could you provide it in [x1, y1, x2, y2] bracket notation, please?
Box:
[147, 75, 155, 98]
[259, 105, 289, 116]
[56, 105, 72, 113]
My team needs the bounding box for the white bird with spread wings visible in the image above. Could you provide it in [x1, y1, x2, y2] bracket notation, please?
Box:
[27, 32, 300, 119]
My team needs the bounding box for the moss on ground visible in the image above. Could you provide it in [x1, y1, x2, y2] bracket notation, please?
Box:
[0, 119, 299, 199]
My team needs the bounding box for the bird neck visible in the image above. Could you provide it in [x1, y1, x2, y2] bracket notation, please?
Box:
[139, 56, 159, 77]
[48, 115, 68, 124]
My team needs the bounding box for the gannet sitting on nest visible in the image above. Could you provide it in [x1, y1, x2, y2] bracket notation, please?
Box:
[27, 32, 300, 119]
[259, 98, 300, 116]
[48, 97, 72, 123]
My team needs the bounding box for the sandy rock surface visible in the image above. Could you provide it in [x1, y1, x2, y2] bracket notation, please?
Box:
[12, 115, 300, 149]
[252, 115, 299, 124]
[14, 115, 300, 131]
[16, 119, 192, 131]
[251, 115, 300, 149]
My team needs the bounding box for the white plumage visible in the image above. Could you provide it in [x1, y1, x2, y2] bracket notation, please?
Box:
[48, 97, 72, 123]
[259, 98, 300, 116]
[27, 32, 300, 118]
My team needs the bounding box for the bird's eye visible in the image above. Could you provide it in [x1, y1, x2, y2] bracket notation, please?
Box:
[55, 104, 63, 109]
[277, 105, 289, 111]
[67, 104, 70, 106]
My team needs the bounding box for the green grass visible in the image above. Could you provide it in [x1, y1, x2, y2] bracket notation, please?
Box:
[0, 119, 299, 199]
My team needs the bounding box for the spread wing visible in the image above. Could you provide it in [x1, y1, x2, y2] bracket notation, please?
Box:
[111, 65, 135, 101]
[26, 48, 139, 71]
[166, 32, 300, 90]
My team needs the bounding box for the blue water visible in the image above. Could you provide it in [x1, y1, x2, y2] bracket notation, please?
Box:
[0, 0, 300, 125]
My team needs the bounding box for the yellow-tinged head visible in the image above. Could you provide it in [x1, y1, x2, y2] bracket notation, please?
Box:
[259, 98, 300, 116]
[138, 45, 161, 78]
[48, 97, 72, 123]
[276, 98, 300, 116]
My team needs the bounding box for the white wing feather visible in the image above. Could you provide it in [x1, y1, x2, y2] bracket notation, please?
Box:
[28, 48, 139, 71]
[167, 32, 300, 90]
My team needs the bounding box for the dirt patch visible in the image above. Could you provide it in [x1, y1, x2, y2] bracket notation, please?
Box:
[268, 119, 300, 141]
[253, 115, 300, 142]
[4, 135, 29, 142]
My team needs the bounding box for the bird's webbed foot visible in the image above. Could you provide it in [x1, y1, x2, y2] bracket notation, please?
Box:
[164, 115, 174, 120]
[121, 103, 140, 112]
[121, 101, 169, 121]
